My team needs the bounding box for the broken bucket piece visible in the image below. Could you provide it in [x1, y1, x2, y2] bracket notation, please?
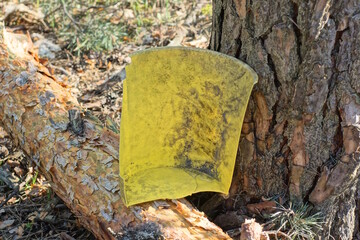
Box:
[120, 47, 258, 206]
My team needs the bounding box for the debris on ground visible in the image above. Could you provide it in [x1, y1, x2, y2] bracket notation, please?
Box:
[240, 219, 263, 240]
[247, 201, 277, 215]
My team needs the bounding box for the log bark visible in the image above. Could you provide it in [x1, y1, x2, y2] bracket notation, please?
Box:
[0, 33, 230, 239]
[211, 0, 360, 238]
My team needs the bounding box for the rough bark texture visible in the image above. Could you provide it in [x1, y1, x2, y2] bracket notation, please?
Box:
[0, 33, 230, 239]
[210, 0, 360, 238]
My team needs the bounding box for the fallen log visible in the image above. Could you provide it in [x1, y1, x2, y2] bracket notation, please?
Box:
[0, 31, 230, 239]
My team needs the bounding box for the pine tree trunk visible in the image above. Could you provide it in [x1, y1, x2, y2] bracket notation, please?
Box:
[210, 0, 360, 238]
[0, 33, 230, 239]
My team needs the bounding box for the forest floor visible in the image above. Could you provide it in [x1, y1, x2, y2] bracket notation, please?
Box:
[0, 1, 212, 239]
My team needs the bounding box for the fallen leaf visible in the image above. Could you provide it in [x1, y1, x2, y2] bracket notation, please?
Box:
[168, 27, 187, 46]
[17, 226, 24, 236]
[83, 101, 102, 110]
[184, 35, 208, 48]
[7, 197, 18, 204]
[0, 127, 8, 138]
[0, 145, 9, 157]
[14, 166, 25, 177]
[60, 232, 76, 240]
[6, 159, 20, 168]
[0, 219, 15, 230]
[247, 201, 277, 215]
[28, 185, 47, 197]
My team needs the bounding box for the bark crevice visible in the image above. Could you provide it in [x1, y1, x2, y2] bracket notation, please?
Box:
[211, 0, 360, 238]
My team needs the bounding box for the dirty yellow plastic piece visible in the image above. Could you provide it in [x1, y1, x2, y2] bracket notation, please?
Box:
[120, 47, 257, 206]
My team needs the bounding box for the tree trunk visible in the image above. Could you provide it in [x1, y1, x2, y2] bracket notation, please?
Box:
[0, 33, 230, 239]
[210, 0, 360, 238]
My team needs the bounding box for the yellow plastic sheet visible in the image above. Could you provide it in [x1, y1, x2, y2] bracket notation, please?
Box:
[120, 47, 257, 206]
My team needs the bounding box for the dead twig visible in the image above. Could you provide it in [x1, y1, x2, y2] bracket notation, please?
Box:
[0, 169, 34, 208]
[262, 230, 292, 240]
[0, 188, 19, 208]
[49, 63, 71, 76]
[44, 5, 62, 19]
[60, 0, 82, 32]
